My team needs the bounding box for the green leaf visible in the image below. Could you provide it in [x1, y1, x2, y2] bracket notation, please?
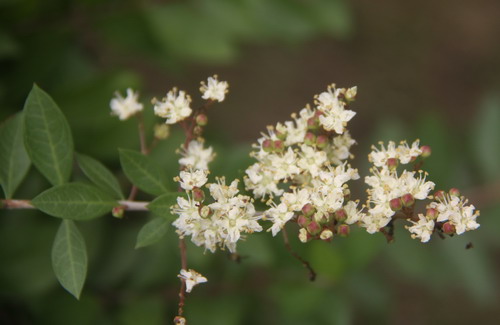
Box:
[32, 183, 117, 220]
[135, 217, 170, 249]
[119, 149, 170, 196]
[52, 220, 87, 299]
[23, 84, 74, 186]
[147, 192, 185, 219]
[0, 113, 31, 198]
[76, 153, 124, 199]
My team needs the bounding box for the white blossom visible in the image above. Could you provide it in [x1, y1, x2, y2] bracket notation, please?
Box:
[430, 194, 480, 235]
[178, 269, 207, 293]
[154, 88, 192, 124]
[110, 88, 143, 120]
[179, 169, 208, 190]
[179, 140, 215, 171]
[266, 203, 295, 236]
[200, 75, 229, 102]
[407, 214, 435, 243]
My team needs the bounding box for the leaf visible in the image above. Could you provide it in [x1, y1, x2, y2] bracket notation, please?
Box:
[52, 220, 87, 299]
[0, 113, 31, 198]
[119, 149, 170, 196]
[147, 192, 185, 219]
[76, 153, 124, 199]
[135, 217, 170, 249]
[32, 183, 117, 220]
[23, 84, 74, 186]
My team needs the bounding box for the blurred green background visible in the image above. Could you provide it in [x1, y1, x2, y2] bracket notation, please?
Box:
[1, 0, 500, 324]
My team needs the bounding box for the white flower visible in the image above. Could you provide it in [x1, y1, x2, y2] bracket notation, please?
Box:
[298, 145, 327, 178]
[315, 85, 356, 134]
[200, 75, 229, 102]
[110, 88, 143, 120]
[179, 169, 208, 190]
[179, 140, 215, 170]
[266, 203, 295, 236]
[178, 269, 207, 293]
[430, 194, 480, 235]
[407, 214, 435, 243]
[154, 88, 192, 124]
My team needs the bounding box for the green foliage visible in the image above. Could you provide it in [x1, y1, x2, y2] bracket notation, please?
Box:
[51, 220, 88, 299]
[147, 192, 184, 219]
[135, 217, 170, 249]
[0, 113, 31, 198]
[23, 84, 73, 186]
[119, 149, 170, 196]
[76, 153, 124, 199]
[32, 183, 117, 220]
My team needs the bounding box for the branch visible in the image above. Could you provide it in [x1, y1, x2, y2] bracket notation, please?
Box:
[282, 226, 316, 281]
[1, 199, 149, 211]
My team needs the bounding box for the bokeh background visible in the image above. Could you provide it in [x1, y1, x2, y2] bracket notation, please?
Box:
[1, 0, 500, 324]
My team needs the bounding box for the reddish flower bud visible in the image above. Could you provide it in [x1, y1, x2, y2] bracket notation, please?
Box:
[401, 193, 415, 207]
[304, 132, 316, 146]
[174, 316, 186, 325]
[390, 197, 403, 211]
[337, 224, 350, 237]
[387, 157, 399, 170]
[449, 188, 460, 197]
[301, 203, 315, 217]
[273, 140, 285, 152]
[421, 145, 432, 158]
[195, 114, 208, 126]
[442, 222, 456, 235]
[320, 229, 333, 241]
[426, 207, 438, 220]
[306, 221, 321, 236]
[434, 190, 445, 201]
[307, 117, 319, 130]
[297, 215, 309, 227]
[334, 209, 347, 223]
[316, 135, 328, 149]
[276, 130, 287, 141]
[262, 139, 274, 152]
[192, 187, 205, 202]
[112, 206, 125, 219]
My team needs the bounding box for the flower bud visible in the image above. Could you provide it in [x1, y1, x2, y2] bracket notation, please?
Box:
[304, 132, 316, 146]
[343, 188, 351, 201]
[200, 206, 212, 218]
[426, 207, 438, 220]
[273, 140, 285, 153]
[314, 212, 329, 224]
[193, 125, 203, 136]
[154, 124, 170, 139]
[387, 158, 398, 170]
[195, 114, 208, 126]
[262, 139, 274, 152]
[434, 190, 445, 201]
[297, 215, 309, 227]
[421, 145, 431, 158]
[192, 187, 205, 202]
[401, 193, 415, 207]
[449, 188, 460, 197]
[345, 86, 357, 102]
[337, 224, 350, 237]
[174, 316, 186, 325]
[306, 221, 321, 236]
[276, 130, 287, 141]
[298, 228, 310, 243]
[334, 208, 347, 223]
[112, 206, 125, 219]
[390, 197, 403, 211]
[307, 117, 319, 130]
[316, 135, 328, 149]
[301, 203, 315, 217]
[442, 222, 456, 235]
[320, 229, 334, 241]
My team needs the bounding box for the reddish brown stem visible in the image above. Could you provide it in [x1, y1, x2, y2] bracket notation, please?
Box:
[282, 226, 316, 281]
[177, 238, 188, 316]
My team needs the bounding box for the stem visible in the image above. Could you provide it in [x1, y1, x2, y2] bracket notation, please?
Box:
[1, 199, 149, 211]
[178, 238, 188, 316]
[282, 226, 316, 281]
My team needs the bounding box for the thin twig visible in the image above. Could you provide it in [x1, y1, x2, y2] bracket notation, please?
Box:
[282, 226, 316, 281]
[1, 199, 149, 211]
[178, 238, 188, 316]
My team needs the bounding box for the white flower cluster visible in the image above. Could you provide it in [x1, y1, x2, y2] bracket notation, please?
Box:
[178, 139, 215, 171]
[200, 75, 229, 102]
[172, 175, 262, 253]
[245, 84, 363, 241]
[110, 88, 143, 120]
[153, 88, 193, 124]
[363, 140, 435, 233]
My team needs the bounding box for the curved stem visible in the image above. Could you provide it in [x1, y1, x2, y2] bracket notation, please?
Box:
[282, 226, 316, 281]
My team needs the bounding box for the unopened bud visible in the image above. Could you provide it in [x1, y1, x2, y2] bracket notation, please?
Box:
[192, 187, 205, 202]
[307, 117, 319, 130]
[316, 135, 328, 149]
[195, 114, 208, 126]
[298, 228, 310, 243]
[387, 158, 398, 170]
[334, 209, 347, 223]
[343, 188, 351, 201]
[314, 212, 329, 224]
[320, 229, 334, 241]
[112, 206, 125, 219]
[297, 215, 309, 227]
[421, 145, 431, 158]
[426, 207, 438, 220]
[200, 206, 211, 218]
[337, 224, 350, 237]
[273, 140, 285, 152]
[301, 203, 315, 217]
[262, 139, 274, 152]
[390, 197, 403, 211]
[304, 132, 316, 146]
[174, 316, 186, 325]
[154, 124, 170, 139]
[276, 130, 287, 141]
[434, 190, 445, 201]
[345, 86, 357, 102]
[449, 188, 460, 197]
[442, 222, 456, 235]
[306, 221, 321, 236]
[401, 193, 415, 207]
